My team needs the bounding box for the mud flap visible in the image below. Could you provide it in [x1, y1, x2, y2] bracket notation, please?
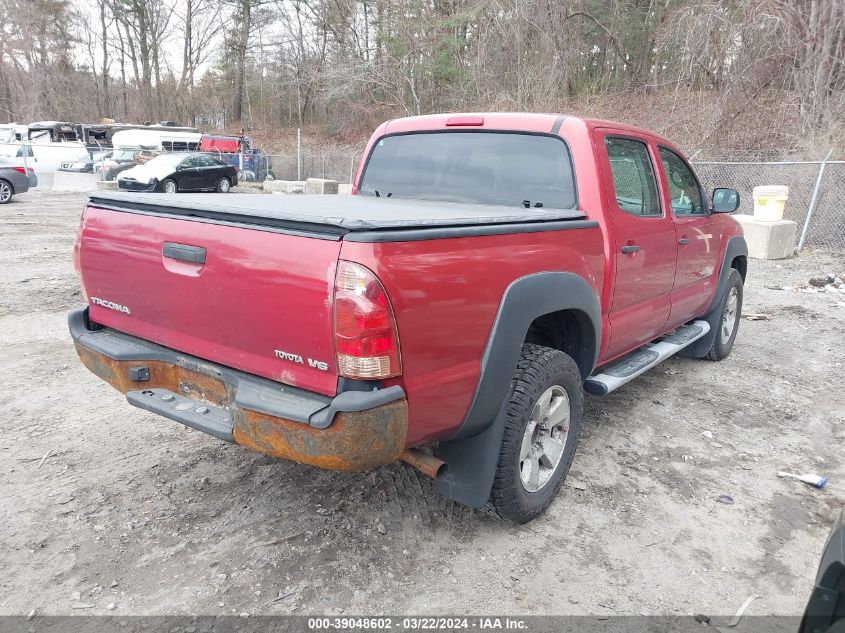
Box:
[677, 301, 723, 359]
[679, 235, 747, 359]
[434, 405, 508, 508]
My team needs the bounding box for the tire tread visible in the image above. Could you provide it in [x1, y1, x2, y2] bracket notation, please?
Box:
[491, 344, 582, 523]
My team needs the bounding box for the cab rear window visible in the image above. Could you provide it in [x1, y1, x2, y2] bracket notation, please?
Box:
[359, 132, 576, 210]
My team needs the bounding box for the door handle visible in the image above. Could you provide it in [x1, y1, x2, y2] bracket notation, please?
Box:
[678, 237, 690, 245]
[620, 245, 640, 254]
[163, 242, 206, 264]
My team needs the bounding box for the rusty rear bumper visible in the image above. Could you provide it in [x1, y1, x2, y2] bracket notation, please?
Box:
[69, 307, 408, 471]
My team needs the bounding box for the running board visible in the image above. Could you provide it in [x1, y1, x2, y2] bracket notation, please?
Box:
[584, 320, 711, 396]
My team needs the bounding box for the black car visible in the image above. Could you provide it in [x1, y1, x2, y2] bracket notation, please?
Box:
[118, 153, 238, 193]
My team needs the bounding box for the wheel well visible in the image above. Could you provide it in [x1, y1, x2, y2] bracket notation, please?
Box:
[524, 309, 596, 380]
[731, 255, 747, 282]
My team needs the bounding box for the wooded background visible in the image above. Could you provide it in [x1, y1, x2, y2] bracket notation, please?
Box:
[1, 0, 843, 157]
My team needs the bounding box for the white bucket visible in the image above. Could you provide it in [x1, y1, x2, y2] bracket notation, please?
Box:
[752, 185, 789, 222]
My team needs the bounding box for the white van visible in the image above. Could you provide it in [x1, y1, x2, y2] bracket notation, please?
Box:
[111, 129, 202, 152]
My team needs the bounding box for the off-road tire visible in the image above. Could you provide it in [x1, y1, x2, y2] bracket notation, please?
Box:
[216, 177, 231, 193]
[705, 269, 743, 361]
[491, 344, 583, 523]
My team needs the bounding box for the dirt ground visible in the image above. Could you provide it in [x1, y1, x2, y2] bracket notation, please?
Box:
[1, 191, 843, 618]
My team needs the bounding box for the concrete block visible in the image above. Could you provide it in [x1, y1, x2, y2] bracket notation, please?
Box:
[733, 214, 797, 259]
[32, 171, 54, 191]
[52, 171, 101, 192]
[264, 179, 305, 195]
[338, 183, 353, 195]
[231, 181, 267, 194]
[305, 178, 339, 195]
[96, 180, 120, 191]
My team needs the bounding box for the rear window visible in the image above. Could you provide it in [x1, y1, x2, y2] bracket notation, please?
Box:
[359, 132, 576, 209]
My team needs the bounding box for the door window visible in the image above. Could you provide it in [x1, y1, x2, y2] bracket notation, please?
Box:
[605, 137, 661, 217]
[197, 155, 217, 167]
[658, 147, 705, 216]
[180, 156, 200, 169]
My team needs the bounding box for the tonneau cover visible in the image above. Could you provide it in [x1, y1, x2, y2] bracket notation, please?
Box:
[88, 192, 585, 232]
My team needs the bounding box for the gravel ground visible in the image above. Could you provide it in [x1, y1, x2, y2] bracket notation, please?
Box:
[0, 191, 843, 618]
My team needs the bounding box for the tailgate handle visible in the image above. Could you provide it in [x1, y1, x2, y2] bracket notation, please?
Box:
[163, 242, 206, 264]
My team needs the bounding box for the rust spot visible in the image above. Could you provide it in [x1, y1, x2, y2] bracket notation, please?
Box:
[75, 344, 228, 407]
[233, 400, 408, 472]
[76, 343, 408, 472]
[400, 449, 447, 479]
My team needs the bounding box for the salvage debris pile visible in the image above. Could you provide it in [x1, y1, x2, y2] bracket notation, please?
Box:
[768, 273, 845, 295]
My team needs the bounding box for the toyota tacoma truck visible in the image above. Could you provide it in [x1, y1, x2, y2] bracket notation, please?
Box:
[69, 113, 747, 523]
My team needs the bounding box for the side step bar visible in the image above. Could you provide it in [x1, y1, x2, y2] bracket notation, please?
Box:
[584, 320, 711, 396]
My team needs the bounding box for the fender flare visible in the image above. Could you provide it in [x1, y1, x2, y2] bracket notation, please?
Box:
[680, 234, 748, 358]
[435, 271, 601, 508]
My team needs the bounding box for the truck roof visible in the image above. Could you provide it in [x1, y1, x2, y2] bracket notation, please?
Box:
[380, 113, 672, 145]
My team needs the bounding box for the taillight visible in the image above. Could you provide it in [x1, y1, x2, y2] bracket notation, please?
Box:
[12, 167, 25, 174]
[334, 261, 401, 379]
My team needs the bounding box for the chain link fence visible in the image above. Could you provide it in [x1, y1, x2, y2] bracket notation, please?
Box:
[692, 159, 845, 251]
[266, 153, 359, 184]
[12, 135, 841, 251]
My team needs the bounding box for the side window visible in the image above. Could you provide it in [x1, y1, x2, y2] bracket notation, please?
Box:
[658, 147, 705, 216]
[605, 137, 661, 217]
[198, 155, 217, 167]
[180, 156, 198, 169]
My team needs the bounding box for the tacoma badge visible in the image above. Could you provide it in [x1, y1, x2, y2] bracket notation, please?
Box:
[91, 297, 131, 314]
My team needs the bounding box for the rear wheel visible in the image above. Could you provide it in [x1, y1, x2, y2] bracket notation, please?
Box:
[491, 344, 583, 523]
[161, 178, 178, 194]
[705, 269, 743, 361]
[216, 177, 231, 193]
[0, 180, 12, 204]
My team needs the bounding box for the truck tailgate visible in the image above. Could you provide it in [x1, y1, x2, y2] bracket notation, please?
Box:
[78, 205, 340, 396]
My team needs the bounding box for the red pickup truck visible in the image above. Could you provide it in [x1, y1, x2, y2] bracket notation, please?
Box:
[69, 113, 746, 523]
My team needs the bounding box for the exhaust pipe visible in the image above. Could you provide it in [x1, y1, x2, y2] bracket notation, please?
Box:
[401, 449, 447, 480]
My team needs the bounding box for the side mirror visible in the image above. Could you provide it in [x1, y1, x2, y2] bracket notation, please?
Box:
[712, 187, 739, 213]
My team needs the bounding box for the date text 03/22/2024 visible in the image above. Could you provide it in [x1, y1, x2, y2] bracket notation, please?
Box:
[307, 617, 528, 630]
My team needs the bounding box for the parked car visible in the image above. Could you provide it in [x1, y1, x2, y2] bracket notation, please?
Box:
[70, 113, 746, 522]
[801, 508, 844, 633]
[199, 134, 274, 181]
[95, 148, 143, 179]
[118, 153, 238, 193]
[0, 163, 34, 203]
[60, 150, 113, 173]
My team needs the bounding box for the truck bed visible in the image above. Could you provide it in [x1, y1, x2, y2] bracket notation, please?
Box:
[88, 192, 586, 235]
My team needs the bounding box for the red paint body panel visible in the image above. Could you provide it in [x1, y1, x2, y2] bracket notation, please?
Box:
[79, 206, 341, 396]
[341, 228, 605, 446]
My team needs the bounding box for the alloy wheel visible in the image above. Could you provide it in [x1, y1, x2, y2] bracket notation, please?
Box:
[519, 385, 571, 492]
[721, 286, 739, 343]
